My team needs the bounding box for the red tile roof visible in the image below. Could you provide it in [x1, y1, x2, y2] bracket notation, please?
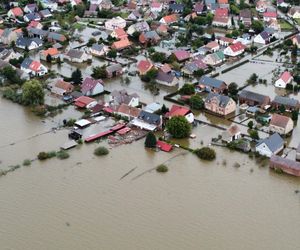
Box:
[42, 47, 59, 56]
[29, 61, 41, 72]
[173, 50, 190, 61]
[280, 71, 292, 83]
[229, 42, 246, 52]
[112, 38, 131, 50]
[166, 105, 190, 118]
[137, 60, 153, 74]
[264, 12, 277, 18]
[215, 8, 228, 18]
[113, 28, 128, 40]
[74, 96, 95, 108]
[162, 14, 178, 24]
[11, 7, 23, 17]
[157, 140, 173, 152]
[270, 114, 291, 128]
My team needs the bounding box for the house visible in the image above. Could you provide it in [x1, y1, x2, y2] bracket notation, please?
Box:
[271, 96, 300, 112]
[223, 42, 246, 57]
[81, 77, 104, 96]
[115, 103, 141, 120]
[7, 7, 23, 18]
[212, 8, 231, 27]
[64, 49, 92, 63]
[238, 90, 270, 108]
[20, 58, 48, 77]
[254, 31, 271, 44]
[106, 64, 123, 78]
[270, 155, 300, 177]
[127, 21, 150, 36]
[151, 2, 163, 12]
[131, 110, 162, 131]
[269, 114, 294, 135]
[105, 16, 126, 30]
[216, 36, 234, 46]
[157, 24, 168, 35]
[205, 41, 220, 53]
[24, 3, 38, 13]
[172, 50, 190, 62]
[110, 28, 128, 40]
[255, 133, 284, 157]
[274, 71, 293, 88]
[110, 89, 139, 107]
[263, 11, 277, 22]
[166, 105, 194, 123]
[159, 14, 178, 24]
[194, 2, 205, 15]
[40, 47, 61, 61]
[222, 125, 241, 143]
[277, 0, 290, 8]
[203, 51, 225, 66]
[47, 32, 66, 43]
[169, 3, 184, 13]
[27, 27, 48, 39]
[256, 0, 267, 13]
[139, 31, 161, 45]
[204, 93, 236, 116]
[156, 71, 179, 86]
[0, 59, 29, 80]
[89, 43, 110, 57]
[239, 9, 252, 27]
[159, 63, 172, 74]
[292, 34, 300, 48]
[266, 19, 280, 31]
[48, 79, 74, 96]
[39, 9, 52, 19]
[16, 37, 43, 50]
[111, 38, 132, 50]
[198, 76, 227, 93]
[128, 10, 142, 21]
[0, 28, 19, 45]
[39, 0, 58, 11]
[288, 6, 300, 19]
[28, 20, 43, 29]
[74, 96, 97, 109]
[297, 143, 300, 161]
[23, 13, 41, 22]
[0, 48, 22, 62]
[137, 60, 154, 75]
[182, 59, 208, 75]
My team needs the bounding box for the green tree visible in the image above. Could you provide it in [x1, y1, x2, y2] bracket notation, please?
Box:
[251, 20, 264, 34]
[87, 37, 97, 47]
[150, 52, 166, 62]
[194, 147, 216, 160]
[144, 132, 157, 148]
[0, 65, 23, 85]
[228, 82, 238, 96]
[46, 54, 52, 63]
[247, 120, 254, 129]
[71, 68, 82, 84]
[189, 95, 204, 110]
[21, 79, 44, 106]
[92, 66, 107, 79]
[141, 68, 158, 82]
[107, 49, 117, 58]
[249, 129, 259, 140]
[193, 69, 204, 77]
[179, 83, 195, 95]
[166, 116, 191, 138]
[292, 110, 298, 121]
[279, 104, 286, 113]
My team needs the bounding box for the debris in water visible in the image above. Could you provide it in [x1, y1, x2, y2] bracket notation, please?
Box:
[295, 190, 299, 194]
[233, 162, 241, 168]
[66, 222, 70, 226]
[250, 168, 254, 173]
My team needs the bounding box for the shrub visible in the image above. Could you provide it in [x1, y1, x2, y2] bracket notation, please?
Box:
[56, 150, 70, 160]
[37, 152, 49, 160]
[156, 164, 168, 173]
[23, 159, 31, 166]
[145, 132, 157, 148]
[94, 146, 109, 156]
[194, 147, 216, 161]
[166, 116, 191, 138]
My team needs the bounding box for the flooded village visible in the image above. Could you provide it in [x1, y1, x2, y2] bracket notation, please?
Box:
[1, 0, 300, 249]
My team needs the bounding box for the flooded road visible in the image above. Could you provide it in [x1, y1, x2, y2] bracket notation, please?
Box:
[1, 96, 300, 250]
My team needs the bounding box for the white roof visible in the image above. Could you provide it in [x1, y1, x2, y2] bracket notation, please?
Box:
[131, 119, 157, 131]
[75, 119, 91, 127]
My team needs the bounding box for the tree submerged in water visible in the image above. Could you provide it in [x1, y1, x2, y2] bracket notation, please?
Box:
[145, 132, 157, 148]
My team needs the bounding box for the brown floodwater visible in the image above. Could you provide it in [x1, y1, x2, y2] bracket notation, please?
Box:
[1, 93, 300, 250]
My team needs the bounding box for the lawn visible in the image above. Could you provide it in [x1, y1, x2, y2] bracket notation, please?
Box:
[295, 19, 300, 25]
[279, 20, 294, 30]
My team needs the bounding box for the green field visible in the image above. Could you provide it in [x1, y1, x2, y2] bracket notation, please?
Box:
[279, 20, 294, 30]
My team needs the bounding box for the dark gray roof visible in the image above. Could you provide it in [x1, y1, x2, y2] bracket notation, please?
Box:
[21, 58, 33, 69]
[205, 93, 231, 107]
[106, 63, 122, 73]
[39, 9, 51, 17]
[28, 27, 48, 37]
[199, 76, 226, 89]
[24, 13, 40, 21]
[256, 133, 284, 153]
[16, 37, 42, 47]
[138, 110, 161, 125]
[156, 71, 175, 83]
[272, 96, 299, 107]
[91, 43, 105, 51]
[66, 49, 84, 58]
[144, 30, 160, 40]
[259, 31, 270, 40]
[239, 90, 269, 103]
[48, 32, 65, 41]
[169, 3, 184, 12]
